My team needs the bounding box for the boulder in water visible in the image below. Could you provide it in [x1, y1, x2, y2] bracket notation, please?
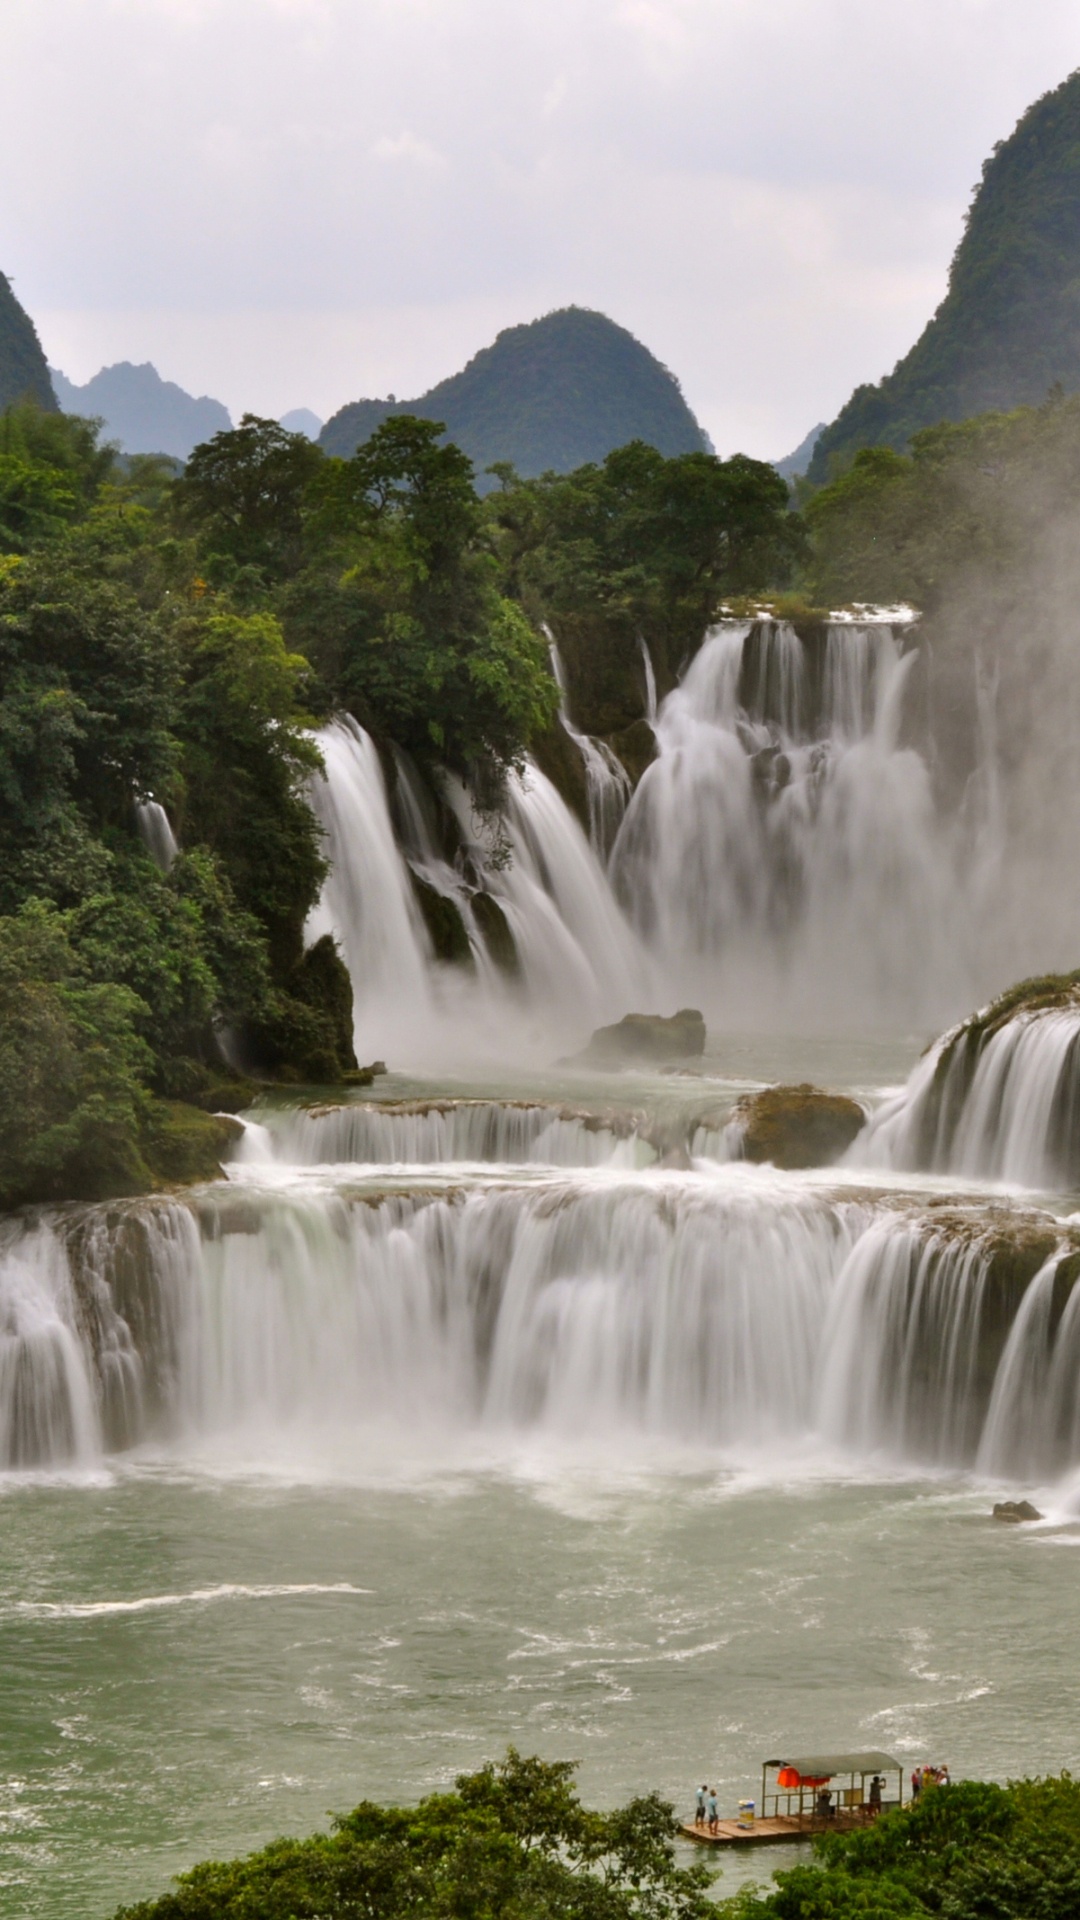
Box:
[731, 1083, 865, 1169]
[576, 1008, 706, 1068]
[992, 1499, 1043, 1523]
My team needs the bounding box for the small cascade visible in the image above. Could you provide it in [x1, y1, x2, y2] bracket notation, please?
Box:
[305, 718, 437, 1060]
[855, 1003, 1080, 1187]
[610, 616, 981, 1027]
[135, 800, 178, 871]
[236, 1100, 655, 1169]
[307, 719, 647, 1066]
[547, 639, 632, 859]
[4, 1176, 1080, 1480]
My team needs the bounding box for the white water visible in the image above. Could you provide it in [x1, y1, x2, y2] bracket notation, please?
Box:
[135, 799, 178, 871]
[303, 617, 995, 1067]
[856, 1006, 1080, 1186]
[3, 1166, 1078, 1481]
[235, 1100, 654, 1169]
[611, 619, 980, 1028]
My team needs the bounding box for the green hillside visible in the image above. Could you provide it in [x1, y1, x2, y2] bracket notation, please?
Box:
[0, 273, 56, 414]
[320, 307, 708, 478]
[809, 68, 1080, 482]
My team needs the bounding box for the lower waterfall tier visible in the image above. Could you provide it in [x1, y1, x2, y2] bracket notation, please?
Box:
[3, 1171, 1077, 1482]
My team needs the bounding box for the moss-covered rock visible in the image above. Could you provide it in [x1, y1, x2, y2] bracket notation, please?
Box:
[411, 873, 473, 966]
[731, 1083, 865, 1168]
[246, 933, 359, 1083]
[142, 1100, 243, 1185]
[471, 892, 519, 975]
[575, 1008, 706, 1068]
[529, 719, 590, 828]
[604, 718, 657, 788]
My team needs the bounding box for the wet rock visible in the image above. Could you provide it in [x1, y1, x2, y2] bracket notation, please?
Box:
[731, 1083, 865, 1169]
[992, 1499, 1043, 1523]
[576, 1009, 706, 1068]
[410, 872, 473, 966]
[471, 893, 520, 976]
[605, 718, 657, 789]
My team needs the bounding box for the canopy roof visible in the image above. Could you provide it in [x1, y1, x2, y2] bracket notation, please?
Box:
[765, 1752, 901, 1777]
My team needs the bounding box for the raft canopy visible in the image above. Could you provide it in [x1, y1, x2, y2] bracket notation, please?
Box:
[766, 1752, 900, 1777]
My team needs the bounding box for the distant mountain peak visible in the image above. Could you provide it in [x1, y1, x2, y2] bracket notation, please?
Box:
[320, 306, 708, 481]
[810, 67, 1080, 481]
[51, 360, 231, 460]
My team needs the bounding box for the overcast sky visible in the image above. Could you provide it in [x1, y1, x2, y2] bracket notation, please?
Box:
[4, 0, 1080, 457]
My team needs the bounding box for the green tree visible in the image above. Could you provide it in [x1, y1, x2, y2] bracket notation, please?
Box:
[293, 416, 557, 804]
[487, 441, 803, 733]
[0, 900, 152, 1207]
[113, 1750, 716, 1920]
[175, 413, 324, 584]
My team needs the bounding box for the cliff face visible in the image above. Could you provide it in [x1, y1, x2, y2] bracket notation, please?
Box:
[320, 307, 708, 481]
[0, 272, 56, 414]
[810, 68, 1080, 481]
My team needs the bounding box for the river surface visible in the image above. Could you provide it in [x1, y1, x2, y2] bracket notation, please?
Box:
[4, 1035, 1080, 1919]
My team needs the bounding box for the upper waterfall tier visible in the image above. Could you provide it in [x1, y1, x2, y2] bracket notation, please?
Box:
[301, 616, 996, 1068]
[2, 1173, 1077, 1482]
[855, 981, 1080, 1188]
[609, 617, 988, 1029]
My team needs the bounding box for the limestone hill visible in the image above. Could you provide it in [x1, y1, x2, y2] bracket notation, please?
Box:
[320, 307, 708, 479]
[809, 68, 1080, 482]
[51, 361, 231, 459]
[0, 272, 55, 413]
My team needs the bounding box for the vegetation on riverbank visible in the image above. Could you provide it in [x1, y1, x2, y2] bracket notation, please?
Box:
[113, 1751, 714, 1920]
[0, 397, 799, 1207]
[112, 1759, 1080, 1920]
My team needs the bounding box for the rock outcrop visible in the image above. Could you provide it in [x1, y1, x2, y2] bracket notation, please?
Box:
[730, 1083, 865, 1169]
[573, 1009, 706, 1068]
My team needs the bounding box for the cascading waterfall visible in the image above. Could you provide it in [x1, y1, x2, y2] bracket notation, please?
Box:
[3, 1169, 1078, 1480]
[305, 714, 649, 1066]
[236, 1100, 656, 1169]
[548, 638, 632, 858]
[610, 617, 986, 1027]
[855, 1004, 1080, 1186]
[301, 617, 1001, 1059]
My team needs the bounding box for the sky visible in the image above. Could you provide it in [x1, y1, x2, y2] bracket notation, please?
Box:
[4, 0, 1080, 459]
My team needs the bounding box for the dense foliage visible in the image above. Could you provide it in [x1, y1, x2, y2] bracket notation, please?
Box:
[488, 439, 804, 734]
[0, 270, 55, 414]
[113, 1751, 714, 1920]
[725, 1775, 1080, 1920]
[0, 388, 805, 1206]
[320, 307, 709, 480]
[803, 390, 1080, 608]
[809, 69, 1080, 480]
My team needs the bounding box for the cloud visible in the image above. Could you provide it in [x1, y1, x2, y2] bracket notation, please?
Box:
[5, 0, 1080, 453]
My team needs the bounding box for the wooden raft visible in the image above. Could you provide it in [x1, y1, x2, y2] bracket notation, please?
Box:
[680, 1813, 866, 1848]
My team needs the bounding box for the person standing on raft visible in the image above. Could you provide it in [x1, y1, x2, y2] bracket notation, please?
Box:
[695, 1785, 707, 1829]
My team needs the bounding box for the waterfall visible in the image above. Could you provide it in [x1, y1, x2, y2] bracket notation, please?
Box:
[4, 1170, 1078, 1480]
[547, 638, 632, 859]
[305, 715, 649, 1067]
[305, 717, 437, 1060]
[855, 1005, 1080, 1187]
[135, 800, 178, 871]
[609, 617, 982, 1028]
[236, 1100, 656, 1169]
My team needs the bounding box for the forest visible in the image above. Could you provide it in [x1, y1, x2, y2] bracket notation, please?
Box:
[0, 400, 795, 1209]
[112, 1755, 1080, 1920]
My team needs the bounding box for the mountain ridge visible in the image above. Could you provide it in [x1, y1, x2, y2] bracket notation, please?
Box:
[809, 68, 1080, 482]
[0, 273, 56, 414]
[320, 306, 709, 479]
